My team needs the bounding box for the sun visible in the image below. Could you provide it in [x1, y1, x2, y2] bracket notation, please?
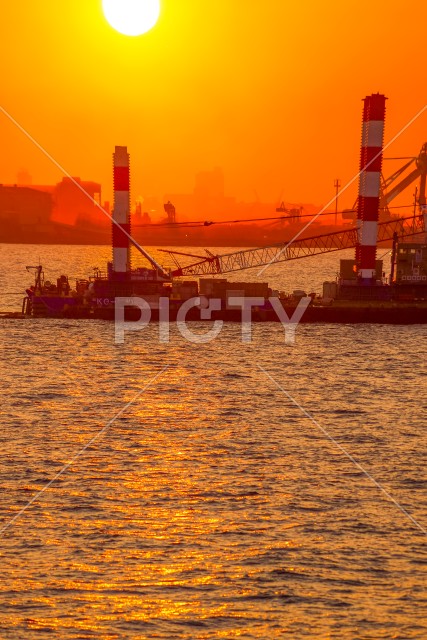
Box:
[102, 0, 160, 36]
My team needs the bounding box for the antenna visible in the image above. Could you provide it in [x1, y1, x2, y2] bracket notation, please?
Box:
[334, 178, 341, 226]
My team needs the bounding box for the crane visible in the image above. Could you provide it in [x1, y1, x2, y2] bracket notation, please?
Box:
[382, 142, 427, 209]
[165, 211, 426, 277]
[162, 140, 427, 278]
[342, 142, 427, 221]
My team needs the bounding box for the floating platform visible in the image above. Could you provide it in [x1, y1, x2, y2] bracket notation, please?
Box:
[19, 274, 427, 325]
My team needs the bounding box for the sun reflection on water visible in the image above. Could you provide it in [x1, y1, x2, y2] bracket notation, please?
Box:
[1, 305, 426, 638]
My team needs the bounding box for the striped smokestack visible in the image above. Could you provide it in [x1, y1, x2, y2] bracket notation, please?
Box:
[112, 146, 131, 274]
[356, 93, 387, 281]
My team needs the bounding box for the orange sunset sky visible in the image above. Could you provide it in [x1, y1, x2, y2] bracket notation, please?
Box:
[1, 0, 426, 211]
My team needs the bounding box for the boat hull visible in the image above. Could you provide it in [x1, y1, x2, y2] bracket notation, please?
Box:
[25, 295, 427, 324]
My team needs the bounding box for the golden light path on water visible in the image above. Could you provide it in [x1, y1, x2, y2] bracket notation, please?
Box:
[0, 245, 426, 638]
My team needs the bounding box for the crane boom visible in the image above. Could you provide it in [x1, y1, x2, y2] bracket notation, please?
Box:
[384, 167, 422, 204]
[382, 142, 427, 208]
[168, 213, 426, 277]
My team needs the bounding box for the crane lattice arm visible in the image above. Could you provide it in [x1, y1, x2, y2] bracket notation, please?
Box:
[383, 143, 427, 206]
[167, 213, 426, 277]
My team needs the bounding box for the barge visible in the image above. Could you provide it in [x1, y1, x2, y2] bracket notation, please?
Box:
[20, 245, 427, 324]
[12, 93, 427, 324]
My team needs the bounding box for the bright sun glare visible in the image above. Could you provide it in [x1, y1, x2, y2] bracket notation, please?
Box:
[102, 0, 160, 36]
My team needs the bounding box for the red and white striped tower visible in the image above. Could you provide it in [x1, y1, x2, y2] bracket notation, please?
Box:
[356, 93, 387, 281]
[112, 146, 131, 275]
